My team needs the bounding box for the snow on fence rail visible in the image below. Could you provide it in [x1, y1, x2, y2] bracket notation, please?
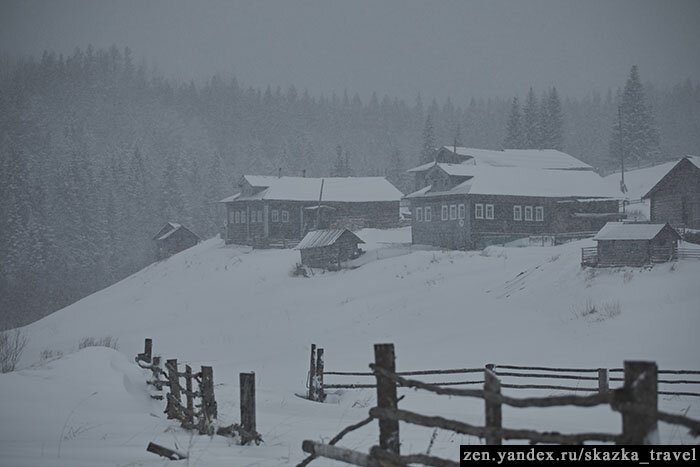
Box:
[135, 338, 262, 449]
[306, 344, 700, 400]
[299, 343, 700, 467]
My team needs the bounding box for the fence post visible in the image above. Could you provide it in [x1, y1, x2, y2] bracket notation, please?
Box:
[199, 366, 217, 435]
[185, 365, 194, 426]
[165, 359, 181, 420]
[484, 366, 502, 445]
[308, 344, 317, 400]
[141, 338, 152, 363]
[151, 356, 163, 400]
[598, 368, 609, 393]
[374, 343, 400, 455]
[619, 361, 658, 445]
[316, 348, 325, 402]
[240, 372, 256, 444]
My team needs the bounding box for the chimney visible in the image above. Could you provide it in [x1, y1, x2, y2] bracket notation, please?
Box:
[278, 167, 282, 178]
[302, 169, 306, 178]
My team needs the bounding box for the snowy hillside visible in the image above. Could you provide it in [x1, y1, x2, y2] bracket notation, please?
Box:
[1, 228, 699, 466]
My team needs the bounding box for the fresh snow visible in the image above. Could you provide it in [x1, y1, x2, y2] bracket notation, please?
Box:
[1, 227, 699, 466]
[409, 147, 593, 171]
[593, 222, 673, 241]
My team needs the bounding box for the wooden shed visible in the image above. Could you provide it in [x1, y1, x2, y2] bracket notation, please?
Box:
[584, 222, 681, 267]
[296, 229, 364, 269]
[641, 156, 700, 229]
[153, 222, 200, 260]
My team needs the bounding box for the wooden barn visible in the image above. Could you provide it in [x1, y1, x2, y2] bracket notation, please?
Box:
[582, 222, 681, 267]
[152, 222, 200, 260]
[406, 162, 622, 250]
[642, 156, 700, 229]
[220, 175, 402, 246]
[296, 229, 364, 268]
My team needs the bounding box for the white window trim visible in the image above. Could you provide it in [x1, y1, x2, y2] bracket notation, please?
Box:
[458, 204, 465, 220]
[250, 210, 256, 223]
[441, 205, 449, 221]
[535, 206, 544, 222]
[416, 207, 423, 222]
[485, 204, 494, 220]
[524, 206, 533, 221]
[424, 206, 432, 222]
[449, 204, 457, 220]
[475, 203, 484, 219]
[513, 205, 522, 221]
[281, 210, 289, 223]
[234, 211, 240, 223]
[241, 211, 247, 224]
[271, 209, 279, 222]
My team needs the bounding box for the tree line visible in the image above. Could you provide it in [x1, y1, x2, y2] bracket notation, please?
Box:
[1, 46, 699, 328]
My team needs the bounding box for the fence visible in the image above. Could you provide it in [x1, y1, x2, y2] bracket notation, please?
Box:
[135, 338, 261, 445]
[581, 247, 700, 267]
[299, 343, 700, 467]
[306, 344, 700, 400]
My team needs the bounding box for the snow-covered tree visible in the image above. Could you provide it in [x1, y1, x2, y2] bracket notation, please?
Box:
[420, 114, 436, 164]
[503, 97, 524, 149]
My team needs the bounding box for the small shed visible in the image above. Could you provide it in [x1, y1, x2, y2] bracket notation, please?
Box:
[296, 229, 364, 268]
[590, 222, 681, 267]
[153, 222, 200, 260]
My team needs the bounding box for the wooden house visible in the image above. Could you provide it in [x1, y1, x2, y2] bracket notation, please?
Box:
[153, 222, 200, 260]
[296, 229, 364, 268]
[220, 175, 402, 246]
[641, 156, 700, 229]
[583, 222, 681, 267]
[406, 162, 622, 250]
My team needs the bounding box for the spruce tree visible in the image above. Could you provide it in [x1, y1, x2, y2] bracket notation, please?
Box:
[541, 87, 564, 150]
[420, 114, 437, 164]
[522, 87, 540, 149]
[609, 65, 660, 167]
[503, 97, 524, 149]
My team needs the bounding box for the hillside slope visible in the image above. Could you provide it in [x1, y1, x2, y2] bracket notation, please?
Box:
[1, 228, 699, 465]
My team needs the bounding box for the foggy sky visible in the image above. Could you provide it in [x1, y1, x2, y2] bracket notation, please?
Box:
[2, 0, 699, 103]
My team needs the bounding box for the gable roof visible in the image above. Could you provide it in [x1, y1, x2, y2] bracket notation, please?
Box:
[593, 222, 681, 241]
[641, 156, 700, 199]
[153, 222, 199, 241]
[221, 176, 403, 203]
[412, 146, 594, 171]
[296, 229, 364, 250]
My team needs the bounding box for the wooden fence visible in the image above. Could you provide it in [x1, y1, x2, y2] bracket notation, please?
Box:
[299, 343, 700, 467]
[135, 338, 261, 445]
[581, 247, 700, 267]
[306, 344, 700, 400]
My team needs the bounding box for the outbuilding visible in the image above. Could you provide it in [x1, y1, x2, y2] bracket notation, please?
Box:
[583, 222, 681, 267]
[642, 156, 700, 229]
[296, 229, 364, 269]
[153, 222, 200, 260]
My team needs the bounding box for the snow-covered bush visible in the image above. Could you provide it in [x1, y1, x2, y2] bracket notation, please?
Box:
[78, 336, 119, 350]
[0, 329, 27, 373]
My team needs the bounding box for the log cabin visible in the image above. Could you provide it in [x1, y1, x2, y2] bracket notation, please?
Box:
[296, 229, 364, 268]
[220, 175, 402, 246]
[641, 156, 700, 229]
[153, 222, 200, 260]
[584, 222, 681, 267]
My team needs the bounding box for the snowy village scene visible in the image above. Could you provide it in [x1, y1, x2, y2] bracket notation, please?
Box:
[1, 1, 700, 466]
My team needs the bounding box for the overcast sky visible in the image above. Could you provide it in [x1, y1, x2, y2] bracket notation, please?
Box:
[2, 0, 699, 103]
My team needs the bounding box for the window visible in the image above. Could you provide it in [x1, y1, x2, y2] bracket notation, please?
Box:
[475, 203, 484, 219]
[234, 211, 240, 223]
[241, 211, 246, 224]
[416, 207, 423, 222]
[535, 206, 544, 222]
[258, 210, 263, 223]
[250, 210, 256, 223]
[281, 210, 289, 223]
[485, 204, 494, 219]
[271, 209, 279, 222]
[425, 206, 432, 222]
[441, 205, 449, 221]
[458, 204, 465, 219]
[524, 206, 533, 221]
[450, 204, 457, 220]
[513, 205, 522, 221]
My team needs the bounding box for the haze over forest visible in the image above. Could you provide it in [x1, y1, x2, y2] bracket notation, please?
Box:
[1, 0, 699, 328]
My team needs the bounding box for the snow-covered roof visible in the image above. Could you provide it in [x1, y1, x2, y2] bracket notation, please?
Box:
[295, 229, 364, 250]
[224, 176, 403, 203]
[641, 156, 700, 199]
[593, 222, 679, 241]
[408, 162, 477, 177]
[407, 166, 620, 199]
[413, 146, 594, 171]
[153, 222, 193, 241]
[219, 193, 241, 203]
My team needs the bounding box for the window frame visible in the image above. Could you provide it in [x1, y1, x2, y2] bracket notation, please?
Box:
[241, 211, 247, 224]
[485, 204, 494, 220]
[441, 205, 449, 221]
[449, 204, 457, 220]
[281, 210, 289, 223]
[513, 205, 522, 221]
[416, 207, 423, 222]
[458, 204, 466, 220]
[524, 206, 533, 221]
[535, 206, 544, 222]
[234, 211, 240, 223]
[424, 206, 432, 222]
[271, 209, 279, 222]
[474, 203, 484, 219]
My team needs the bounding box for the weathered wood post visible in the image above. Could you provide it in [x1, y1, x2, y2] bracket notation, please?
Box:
[165, 359, 181, 420]
[316, 347, 325, 402]
[484, 365, 502, 445]
[618, 361, 658, 445]
[308, 344, 317, 400]
[240, 372, 256, 444]
[598, 368, 609, 393]
[140, 338, 152, 363]
[185, 365, 194, 426]
[374, 343, 400, 455]
[150, 356, 163, 400]
[199, 366, 217, 435]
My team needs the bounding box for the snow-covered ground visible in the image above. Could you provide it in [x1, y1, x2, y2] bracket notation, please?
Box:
[1, 227, 699, 466]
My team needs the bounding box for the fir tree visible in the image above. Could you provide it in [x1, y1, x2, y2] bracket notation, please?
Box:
[522, 87, 540, 149]
[503, 97, 524, 149]
[541, 87, 564, 150]
[420, 114, 436, 164]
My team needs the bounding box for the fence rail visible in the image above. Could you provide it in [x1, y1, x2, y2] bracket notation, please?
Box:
[299, 343, 700, 467]
[306, 344, 700, 399]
